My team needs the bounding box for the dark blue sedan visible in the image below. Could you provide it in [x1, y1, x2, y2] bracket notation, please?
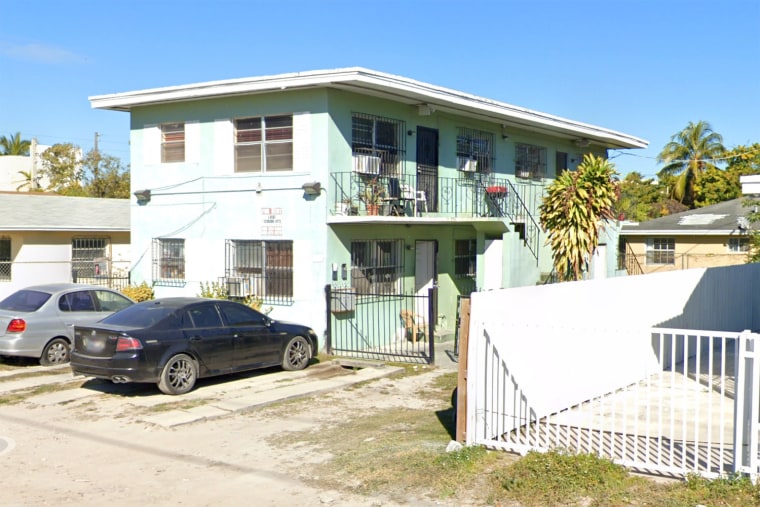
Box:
[70, 297, 318, 395]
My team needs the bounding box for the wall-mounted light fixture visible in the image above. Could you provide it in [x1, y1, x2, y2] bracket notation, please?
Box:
[574, 138, 590, 148]
[301, 181, 322, 196]
[134, 189, 151, 205]
[407, 130, 415, 136]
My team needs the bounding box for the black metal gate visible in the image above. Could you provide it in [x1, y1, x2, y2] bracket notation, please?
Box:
[325, 285, 436, 364]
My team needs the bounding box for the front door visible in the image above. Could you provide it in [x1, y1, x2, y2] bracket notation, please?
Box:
[416, 127, 439, 212]
[414, 240, 438, 326]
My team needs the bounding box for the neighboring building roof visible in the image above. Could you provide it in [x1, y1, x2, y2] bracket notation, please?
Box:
[0, 193, 129, 232]
[89, 67, 648, 150]
[621, 198, 753, 236]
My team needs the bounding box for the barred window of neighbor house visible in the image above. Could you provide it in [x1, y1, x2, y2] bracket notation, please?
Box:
[728, 237, 750, 253]
[515, 143, 547, 179]
[161, 122, 185, 163]
[225, 239, 293, 303]
[646, 237, 675, 265]
[555, 151, 569, 177]
[0, 236, 10, 281]
[235, 115, 293, 173]
[72, 237, 109, 280]
[152, 238, 185, 282]
[454, 239, 476, 278]
[350, 239, 403, 295]
[351, 113, 405, 177]
[456, 128, 493, 173]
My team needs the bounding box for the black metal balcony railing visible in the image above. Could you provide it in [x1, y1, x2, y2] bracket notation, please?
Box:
[330, 171, 541, 262]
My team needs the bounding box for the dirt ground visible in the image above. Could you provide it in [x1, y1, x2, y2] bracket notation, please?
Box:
[0, 363, 459, 507]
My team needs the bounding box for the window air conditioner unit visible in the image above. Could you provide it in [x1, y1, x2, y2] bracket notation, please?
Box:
[226, 277, 243, 297]
[459, 159, 477, 172]
[352, 154, 381, 175]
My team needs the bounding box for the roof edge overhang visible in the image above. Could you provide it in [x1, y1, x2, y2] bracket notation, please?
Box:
[89, 67, 648, 150]
[621, 229, 745, 236]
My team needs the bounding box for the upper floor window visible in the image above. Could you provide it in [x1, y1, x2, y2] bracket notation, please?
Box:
[350, 239, 403, 295]
[515, 143, 547, 179]
[646, 237, 675, 265]
[0, 236, 10, 281]
[728, 237, 750, 253]
[456, 128, 493, 173]
[235, 115, 293, 172]
[161, 122, 185, 163]
[225, 239, 293, 304]
[351, 113, 405, 177]
[152, 238, 185, 283]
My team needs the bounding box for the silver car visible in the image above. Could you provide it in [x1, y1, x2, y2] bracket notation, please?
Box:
[0, 283, 134, 365]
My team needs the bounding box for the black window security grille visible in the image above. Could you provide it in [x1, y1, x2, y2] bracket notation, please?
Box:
[350, 239, 403, 295]
[161, 122, 185, 163]
[72, 237, 108, 279]
[225, 239, 293, 304]
[515, 143, 547, 179]
[0, 236, 10, 281]
[153, 238, 185, 281]
[454, 239, 476, 278]
[646, 238, 675, 265]
[456, 128, 493, 173]
[351, 113, 406, 177]
[235, 115, 293, 172]
[556, 151, 568, 177]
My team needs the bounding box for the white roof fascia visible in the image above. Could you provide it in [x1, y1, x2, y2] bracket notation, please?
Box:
[89, 67, 648, 150]
[621, 229, 740, 236]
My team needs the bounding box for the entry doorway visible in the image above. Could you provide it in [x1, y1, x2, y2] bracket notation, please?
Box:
[414, 240, 437, 326]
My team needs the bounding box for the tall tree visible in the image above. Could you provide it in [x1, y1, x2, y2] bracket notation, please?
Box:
[38, 143, 86, 195]
[82, 150, 130, 198]
[0, 132, 31, 156]
[657, 121, 726, 207]
[616, 172, 664, 222]
[539, 154, 619, 281]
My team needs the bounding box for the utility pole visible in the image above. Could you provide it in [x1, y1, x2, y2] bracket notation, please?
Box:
[30, 137, 37, 190]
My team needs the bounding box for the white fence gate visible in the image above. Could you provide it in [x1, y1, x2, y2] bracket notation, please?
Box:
[467, 327, 760, 479]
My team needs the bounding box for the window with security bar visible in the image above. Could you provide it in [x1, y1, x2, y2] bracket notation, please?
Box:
[72, 237, 109, 279]
[351, 113, 405, 177]
[161, 122, 185, 163]
[0, 237, 10, 281]
[728, 237, 750, 253]
[456, 128, 493, 173]
[235, 115, 293, 172]
[152, 238, 185, 281]
[454, 239, 476, 279]
[225, 240, 293, 304]
[646, 237, 675, 265]
[350, 239, 403, 295]
[515, 143, 547, 179]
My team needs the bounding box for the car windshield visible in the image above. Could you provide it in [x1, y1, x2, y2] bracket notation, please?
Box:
[0, 290, 52, 312]
[100, 303, 177, 328]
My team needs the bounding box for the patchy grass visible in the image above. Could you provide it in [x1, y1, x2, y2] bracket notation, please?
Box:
[148, 398, 215, 413]
[266, 368, 760, 506]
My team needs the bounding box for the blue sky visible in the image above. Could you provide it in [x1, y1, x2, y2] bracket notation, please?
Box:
[1, 0, 758, 177]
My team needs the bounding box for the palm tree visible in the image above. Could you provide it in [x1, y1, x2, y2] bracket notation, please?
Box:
[0, 132, 31, 156]
[657, 121, 726, 207]
[539, 154, 619, 281]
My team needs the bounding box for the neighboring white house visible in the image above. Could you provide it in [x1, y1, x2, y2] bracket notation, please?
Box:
[89, 67, 647, 343]
[0, 142, 53, 191]
[0, 193, 130, 299]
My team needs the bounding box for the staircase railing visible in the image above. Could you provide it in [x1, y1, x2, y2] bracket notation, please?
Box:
[479, 178, 540, 264]
[619, 240, 644, 276]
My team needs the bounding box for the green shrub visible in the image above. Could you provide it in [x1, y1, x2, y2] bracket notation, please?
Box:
[198, 281, 228, 299]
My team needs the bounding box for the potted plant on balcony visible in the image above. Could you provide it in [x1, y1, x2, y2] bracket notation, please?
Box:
[359, 177, 386, 216]
[337, 196, 358, 216]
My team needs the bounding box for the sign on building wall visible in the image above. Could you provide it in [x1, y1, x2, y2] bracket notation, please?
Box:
[261, 207, 283, 236]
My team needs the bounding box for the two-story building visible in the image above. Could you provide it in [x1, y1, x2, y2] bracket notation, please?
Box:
[90, 67, 646, 358]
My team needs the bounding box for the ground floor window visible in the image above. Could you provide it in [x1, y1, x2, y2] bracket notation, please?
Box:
[225, 239, 293, 304]
[0, 237, 10, 281]
[646, 237, 675, 265]
[728, 237, 750, 253]
[153, 238, 185, 283]
[350, 239, 403, 294]
[72, 237, 109, 280]
[454, 239, 476, 279]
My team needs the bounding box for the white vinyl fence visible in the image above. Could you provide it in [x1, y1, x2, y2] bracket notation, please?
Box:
[466, 264, 760, 479]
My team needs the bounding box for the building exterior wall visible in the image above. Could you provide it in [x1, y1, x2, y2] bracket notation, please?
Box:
[0, 230, 130, 300]
[626, 235, 748, 274]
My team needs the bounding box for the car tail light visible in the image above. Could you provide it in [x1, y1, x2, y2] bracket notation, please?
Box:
[115, 336, 143, 352]
[7, 319, 26, 333]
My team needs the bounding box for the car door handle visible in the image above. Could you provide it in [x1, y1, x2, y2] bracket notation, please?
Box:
[190, 336, 202, 341]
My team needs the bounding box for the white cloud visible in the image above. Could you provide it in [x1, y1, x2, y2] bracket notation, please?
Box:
[0, 42, 87, 64]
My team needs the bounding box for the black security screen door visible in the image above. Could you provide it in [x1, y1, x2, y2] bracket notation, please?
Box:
[416, 127, 438, 212]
